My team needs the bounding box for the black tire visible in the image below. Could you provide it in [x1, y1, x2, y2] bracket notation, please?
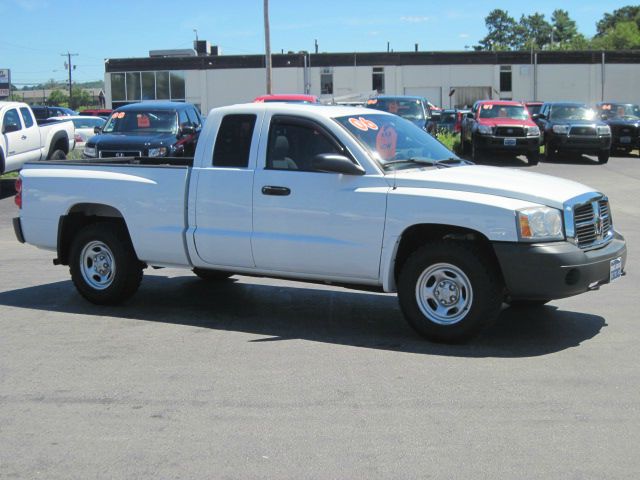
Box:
[461, 135, 470, 155]
[48, 149, 66, 160]
[526, 151, 540, 166]
[598, 151, 610, 164]
[471, 138, 482, 163]
[506, 298, 551, 308]
[544, 141, 556, 161]
[397, 241, 503, 343]
[69, 222, 143, 305]
[192, 268, 234, 281]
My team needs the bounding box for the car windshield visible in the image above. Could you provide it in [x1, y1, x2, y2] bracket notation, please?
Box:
[72, 118, 105, 129]
[367, 99, 426, 121]
[550, 106, 595, 121]
[478, 105, 528, 120]
[103, 110, 177, 134]
[599, 104, 640, 120]
[439, 112, 457, 123]
[334, 113, 460, 172]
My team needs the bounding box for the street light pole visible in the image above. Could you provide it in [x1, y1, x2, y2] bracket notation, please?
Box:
[61, 52, 78, 106]
[263, 0, 272, 94]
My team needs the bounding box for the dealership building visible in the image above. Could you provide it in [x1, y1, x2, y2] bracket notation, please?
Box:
[104, 46, 640, 113]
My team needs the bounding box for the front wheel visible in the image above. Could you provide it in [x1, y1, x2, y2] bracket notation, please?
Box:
[598, 151, 610, 164]
[48, 149, 67, 160]
[471, 138, 483, 163]
[69, 222, 143, 304]
[526, 151, 540, 166]
[398, 241, 503, 343]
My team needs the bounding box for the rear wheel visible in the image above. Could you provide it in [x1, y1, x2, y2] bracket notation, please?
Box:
[598, 151, 610, 164]
[69, 222, 143, 304]
[526, 151, 540, 166]
[193, 268, 234, 281]
[471, 138, 483, 163]
[48, 149, 67, 160]
[397, 241, 503, 343]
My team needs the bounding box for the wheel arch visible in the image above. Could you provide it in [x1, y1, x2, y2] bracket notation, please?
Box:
[47, 131, 70, 158]
[385, 223, 504, 292]
[56, 203, 131, 266]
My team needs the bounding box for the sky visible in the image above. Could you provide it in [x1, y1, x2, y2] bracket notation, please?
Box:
[0, 0, 634, 86]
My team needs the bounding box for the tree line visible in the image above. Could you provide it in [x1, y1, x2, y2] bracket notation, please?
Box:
[476, 5, 640, 51]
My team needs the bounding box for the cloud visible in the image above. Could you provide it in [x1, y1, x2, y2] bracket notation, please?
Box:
[400, 16, 430, 23]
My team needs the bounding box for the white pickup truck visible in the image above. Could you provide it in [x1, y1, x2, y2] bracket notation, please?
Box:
[1, 101, 74, 175]
[13, 103, 627, 342]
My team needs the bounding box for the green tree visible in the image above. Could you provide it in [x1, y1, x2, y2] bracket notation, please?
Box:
[551, 9, 579, 48]
[69, 86, 92, 110]
[477, 9, 519, 50]
[47, 89, 68, 107]
[591, 21, 640, 50]
[518, 13, 552, 50]
[596, 6, 640, 37]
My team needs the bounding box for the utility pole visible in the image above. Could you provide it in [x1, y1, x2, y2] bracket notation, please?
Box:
[263, 0, 272, 94]
[61, 52, 78, 105]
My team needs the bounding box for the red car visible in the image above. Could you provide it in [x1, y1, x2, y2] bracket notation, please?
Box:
[525, 101, 543, 117]
[460, 100, 542, 165]
[253, 94, 319, 104]
[79, 108, 113, 118]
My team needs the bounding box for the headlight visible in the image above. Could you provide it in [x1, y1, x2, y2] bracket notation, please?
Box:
[527, 126, 540, 136]
[518, 207, 564, 242]
[148, 147, 168, 157]
[83, 146, 96, 157]
[477, 124, 493, 135]
[597, 125, 611, 135]
[552, 125, 570, 134]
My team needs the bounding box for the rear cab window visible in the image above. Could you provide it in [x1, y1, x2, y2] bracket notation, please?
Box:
[212, 114, 257, 168]
[19, 108, 35, 128]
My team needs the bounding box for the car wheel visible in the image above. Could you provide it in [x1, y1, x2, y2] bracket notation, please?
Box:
[598, 151, 610, 164]
[471, 138, 482, 163]
[69, 222, 143, 304]
[397, 241, 503, 343]
[48, 149, 67, 160]
[192, 268, 234, 281]
[544, 141, 556, 161]
[526, 151, 540, 166]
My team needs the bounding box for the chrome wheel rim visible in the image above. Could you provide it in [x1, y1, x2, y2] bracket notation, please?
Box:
[80, 241, 116, 290]
[415, 263, 473, 325]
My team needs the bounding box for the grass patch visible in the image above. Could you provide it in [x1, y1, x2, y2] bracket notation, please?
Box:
[437, 131, 462, 156]
[1, 171, 19, 179]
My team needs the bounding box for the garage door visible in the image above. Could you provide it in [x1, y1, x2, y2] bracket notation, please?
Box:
[403, 87, 442, 107]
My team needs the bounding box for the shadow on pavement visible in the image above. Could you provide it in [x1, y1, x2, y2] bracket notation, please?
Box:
[0, 179, 17, 200]
[0, 274, 606, 358]
[541, 153, 601, 165]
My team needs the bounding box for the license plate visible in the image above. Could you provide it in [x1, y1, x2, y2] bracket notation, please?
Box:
[620, 136, 631, 144]
[504, 138, 517, 146]
[610, 257, 623, 282]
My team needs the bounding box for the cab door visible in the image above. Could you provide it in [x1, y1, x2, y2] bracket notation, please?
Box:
[18, 107, 41, 160]
[251, 115, 387, 280]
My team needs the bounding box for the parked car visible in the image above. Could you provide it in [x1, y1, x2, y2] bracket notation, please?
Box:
[460, 100, 541, 165]
[525, 101, 544, 117]
[83, 101, 202, 159]
[594, 102, 640, 156]
[0, 101, 75, 174]
[426, 109, 458, 136]
[365, 95, 432, 129]
[79, 108, 112, 119]
[30, 105, 77, 121]
[533, 102, 612, 164]
[14, 103, 626, 343]
[254, 94, 319, 104]
[49, 116, 106, 150]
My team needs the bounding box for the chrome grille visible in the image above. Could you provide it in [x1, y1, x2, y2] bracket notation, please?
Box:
[572, 198, 612, 249]
[99, 150, 141, 158]
[495, 126, 525, 137]
[569, 126, 596, 136]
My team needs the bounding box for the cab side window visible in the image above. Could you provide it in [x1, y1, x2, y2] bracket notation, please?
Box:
[2, 109, 22, 132]
[212, 114, 256, 168]
[178, 110, 190, 128]
[267, 117, 343, 171]
[19, 108, 35, 128]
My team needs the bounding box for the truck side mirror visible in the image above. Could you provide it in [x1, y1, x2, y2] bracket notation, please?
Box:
[312, 153, 365, 175]
[532, 113, 545, 120]
[180, 125, 196, 136]
[2, 123, 21, 134]
[466, 112, 474, 119]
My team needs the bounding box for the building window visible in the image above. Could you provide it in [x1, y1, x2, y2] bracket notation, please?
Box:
[320, 67, 333, 95]
[141, 72, 155, 100]
[126, 72, 141, 101]
[110, 70, 185, 105]
[156, 71, 170, 99]
[500, 66, 512, 92]
[372, 67, 385, 94]
[111, 73, 126, 101]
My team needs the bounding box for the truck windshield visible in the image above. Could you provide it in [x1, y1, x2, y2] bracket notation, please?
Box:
[103, 111, 178, 134]
[599, 104, 640, 120]
[367, 99, 426, 122]
[550, 106, 595, 121]
[335, 113, 459, 171]
[478, 105, 528, 120]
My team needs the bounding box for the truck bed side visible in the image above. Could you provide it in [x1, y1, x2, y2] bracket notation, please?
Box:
[20, 160, 192, 267]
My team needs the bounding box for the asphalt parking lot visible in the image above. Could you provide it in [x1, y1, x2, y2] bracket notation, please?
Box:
[1, 153, 639, 479]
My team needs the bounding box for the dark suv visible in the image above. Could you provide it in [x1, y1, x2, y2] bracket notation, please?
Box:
[534, 102, 612, 164]
[595, 102, 640, 156]
[365, 95, 432, 129]
[83, 102, 202, 159]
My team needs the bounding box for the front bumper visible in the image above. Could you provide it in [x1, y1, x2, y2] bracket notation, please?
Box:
[611, 135, 640, 150]
[550, 135, 611, 153]
[493, 232, 626, 300]
[476, 135, 540, 153]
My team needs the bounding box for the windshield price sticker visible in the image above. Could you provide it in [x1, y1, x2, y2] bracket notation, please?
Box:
[601, 104, 612, 110]
[116, 112, 126, 119]
[376, 125, 397, 160]
[482, 105, 493, 110]
[349, 117, 379, 131]
[137, 114, 150, 128]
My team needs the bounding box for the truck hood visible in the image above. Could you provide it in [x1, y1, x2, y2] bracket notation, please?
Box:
[88, 132, 178, 149]
[478, 118, 536, 127]
[393, 165, 594, 209]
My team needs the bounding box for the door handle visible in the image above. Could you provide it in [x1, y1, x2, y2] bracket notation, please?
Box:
[261, 185, 291, 196]
[21, 135, 27, 140]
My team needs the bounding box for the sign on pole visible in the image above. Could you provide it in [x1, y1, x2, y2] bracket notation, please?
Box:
[0, 69, 11, 100]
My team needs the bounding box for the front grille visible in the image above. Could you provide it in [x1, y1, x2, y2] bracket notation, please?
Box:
[610, 124, 639, 138]
[570, 126, 596, 136]
[572, 198, 612, 249]
[99, 150, 142, 158]
[495, 126, 525, 137]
